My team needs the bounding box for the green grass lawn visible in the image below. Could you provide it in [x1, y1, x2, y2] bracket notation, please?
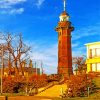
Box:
[93, 77, 100, 87]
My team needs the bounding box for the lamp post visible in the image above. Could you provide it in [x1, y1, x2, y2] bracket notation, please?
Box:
[34, 61, 37, 75]
[0, 45, 3, 95]
[0, 35, 5, 95]
[41, 61, 43, 75]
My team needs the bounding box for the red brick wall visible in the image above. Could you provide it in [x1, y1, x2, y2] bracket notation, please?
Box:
[56, 21, 74, 77]
[0, 96, 5, 100]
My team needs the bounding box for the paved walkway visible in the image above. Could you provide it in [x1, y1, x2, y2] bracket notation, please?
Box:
[8, 96, 52, 100]
[36, 84, 67, 98]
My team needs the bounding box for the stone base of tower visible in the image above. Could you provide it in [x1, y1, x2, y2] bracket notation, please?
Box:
[58, 67, 73, 78]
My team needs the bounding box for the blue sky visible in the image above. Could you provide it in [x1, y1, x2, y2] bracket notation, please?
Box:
[0, 0, 100, 74]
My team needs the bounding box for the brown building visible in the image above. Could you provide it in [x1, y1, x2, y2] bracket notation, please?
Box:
[0, 67, 40, 77]
[56, 0, 74, 77]
[0, 58, 40, 77]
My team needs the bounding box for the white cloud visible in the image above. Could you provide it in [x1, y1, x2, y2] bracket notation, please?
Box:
[1, 8, 24, 14]
[27, 41, 86, 74]
[25, 41, 57, 74]
[0, 33, 6, 44]
[31, 43, 58, 74]
[72, 23, 100, 40]
[72, 42, 86, 57]
[24, 23, 100, 74]
[0, 0, 26, 14]
[36, 0, 45, 8]
[72, 46, 86, 57]
[9, 8, 24, 14]
[72, 23, 100, 57]
[0, 0, 26, 8]
[72, 42, 79, 48]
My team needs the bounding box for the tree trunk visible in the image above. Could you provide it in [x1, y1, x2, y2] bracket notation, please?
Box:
[19, 59, 24, 76]
[14, 59, 19, 75]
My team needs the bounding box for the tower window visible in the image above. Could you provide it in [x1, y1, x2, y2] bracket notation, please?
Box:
[59, 58, 61, 62]
[89, 49, 92, 58]
[59, 40, 61, 44]
[59, 32, 61, 36]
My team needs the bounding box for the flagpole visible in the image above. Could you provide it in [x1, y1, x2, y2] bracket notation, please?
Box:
[63, 0, 66, 11]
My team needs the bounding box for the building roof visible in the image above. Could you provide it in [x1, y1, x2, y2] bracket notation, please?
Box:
[60, 11, 69, 16]
[85, 41, 100, 46]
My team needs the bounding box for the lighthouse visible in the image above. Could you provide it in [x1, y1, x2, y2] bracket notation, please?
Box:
[56, 0, 74, 77]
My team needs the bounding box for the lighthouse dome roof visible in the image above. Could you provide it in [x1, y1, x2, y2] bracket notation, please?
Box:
[59, 11, 70, 21]
[60, 11, 69, 16]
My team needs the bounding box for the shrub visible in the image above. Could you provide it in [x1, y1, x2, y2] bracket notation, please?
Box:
[2, 76, 26, 93]
[47, 74, 62, 82]
[61, 74, 96, 98]
[1, 74, 48, 93]
[28, 74, 48, 88]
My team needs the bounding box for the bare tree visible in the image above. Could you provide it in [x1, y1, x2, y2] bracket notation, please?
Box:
[2, 33, 31, 76]
[73, 56, 87, 75]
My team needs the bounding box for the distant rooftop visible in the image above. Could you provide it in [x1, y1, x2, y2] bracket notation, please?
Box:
[85, 41, 100, 46]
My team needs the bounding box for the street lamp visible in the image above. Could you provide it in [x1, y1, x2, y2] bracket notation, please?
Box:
[0, 45, 4, 95]
[0, 35, 5, 95]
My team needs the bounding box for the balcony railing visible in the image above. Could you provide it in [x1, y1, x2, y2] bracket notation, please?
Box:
[89, 55, 100, 59]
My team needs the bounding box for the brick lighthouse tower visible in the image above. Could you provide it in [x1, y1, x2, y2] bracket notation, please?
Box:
[56, 0, 74, 77]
